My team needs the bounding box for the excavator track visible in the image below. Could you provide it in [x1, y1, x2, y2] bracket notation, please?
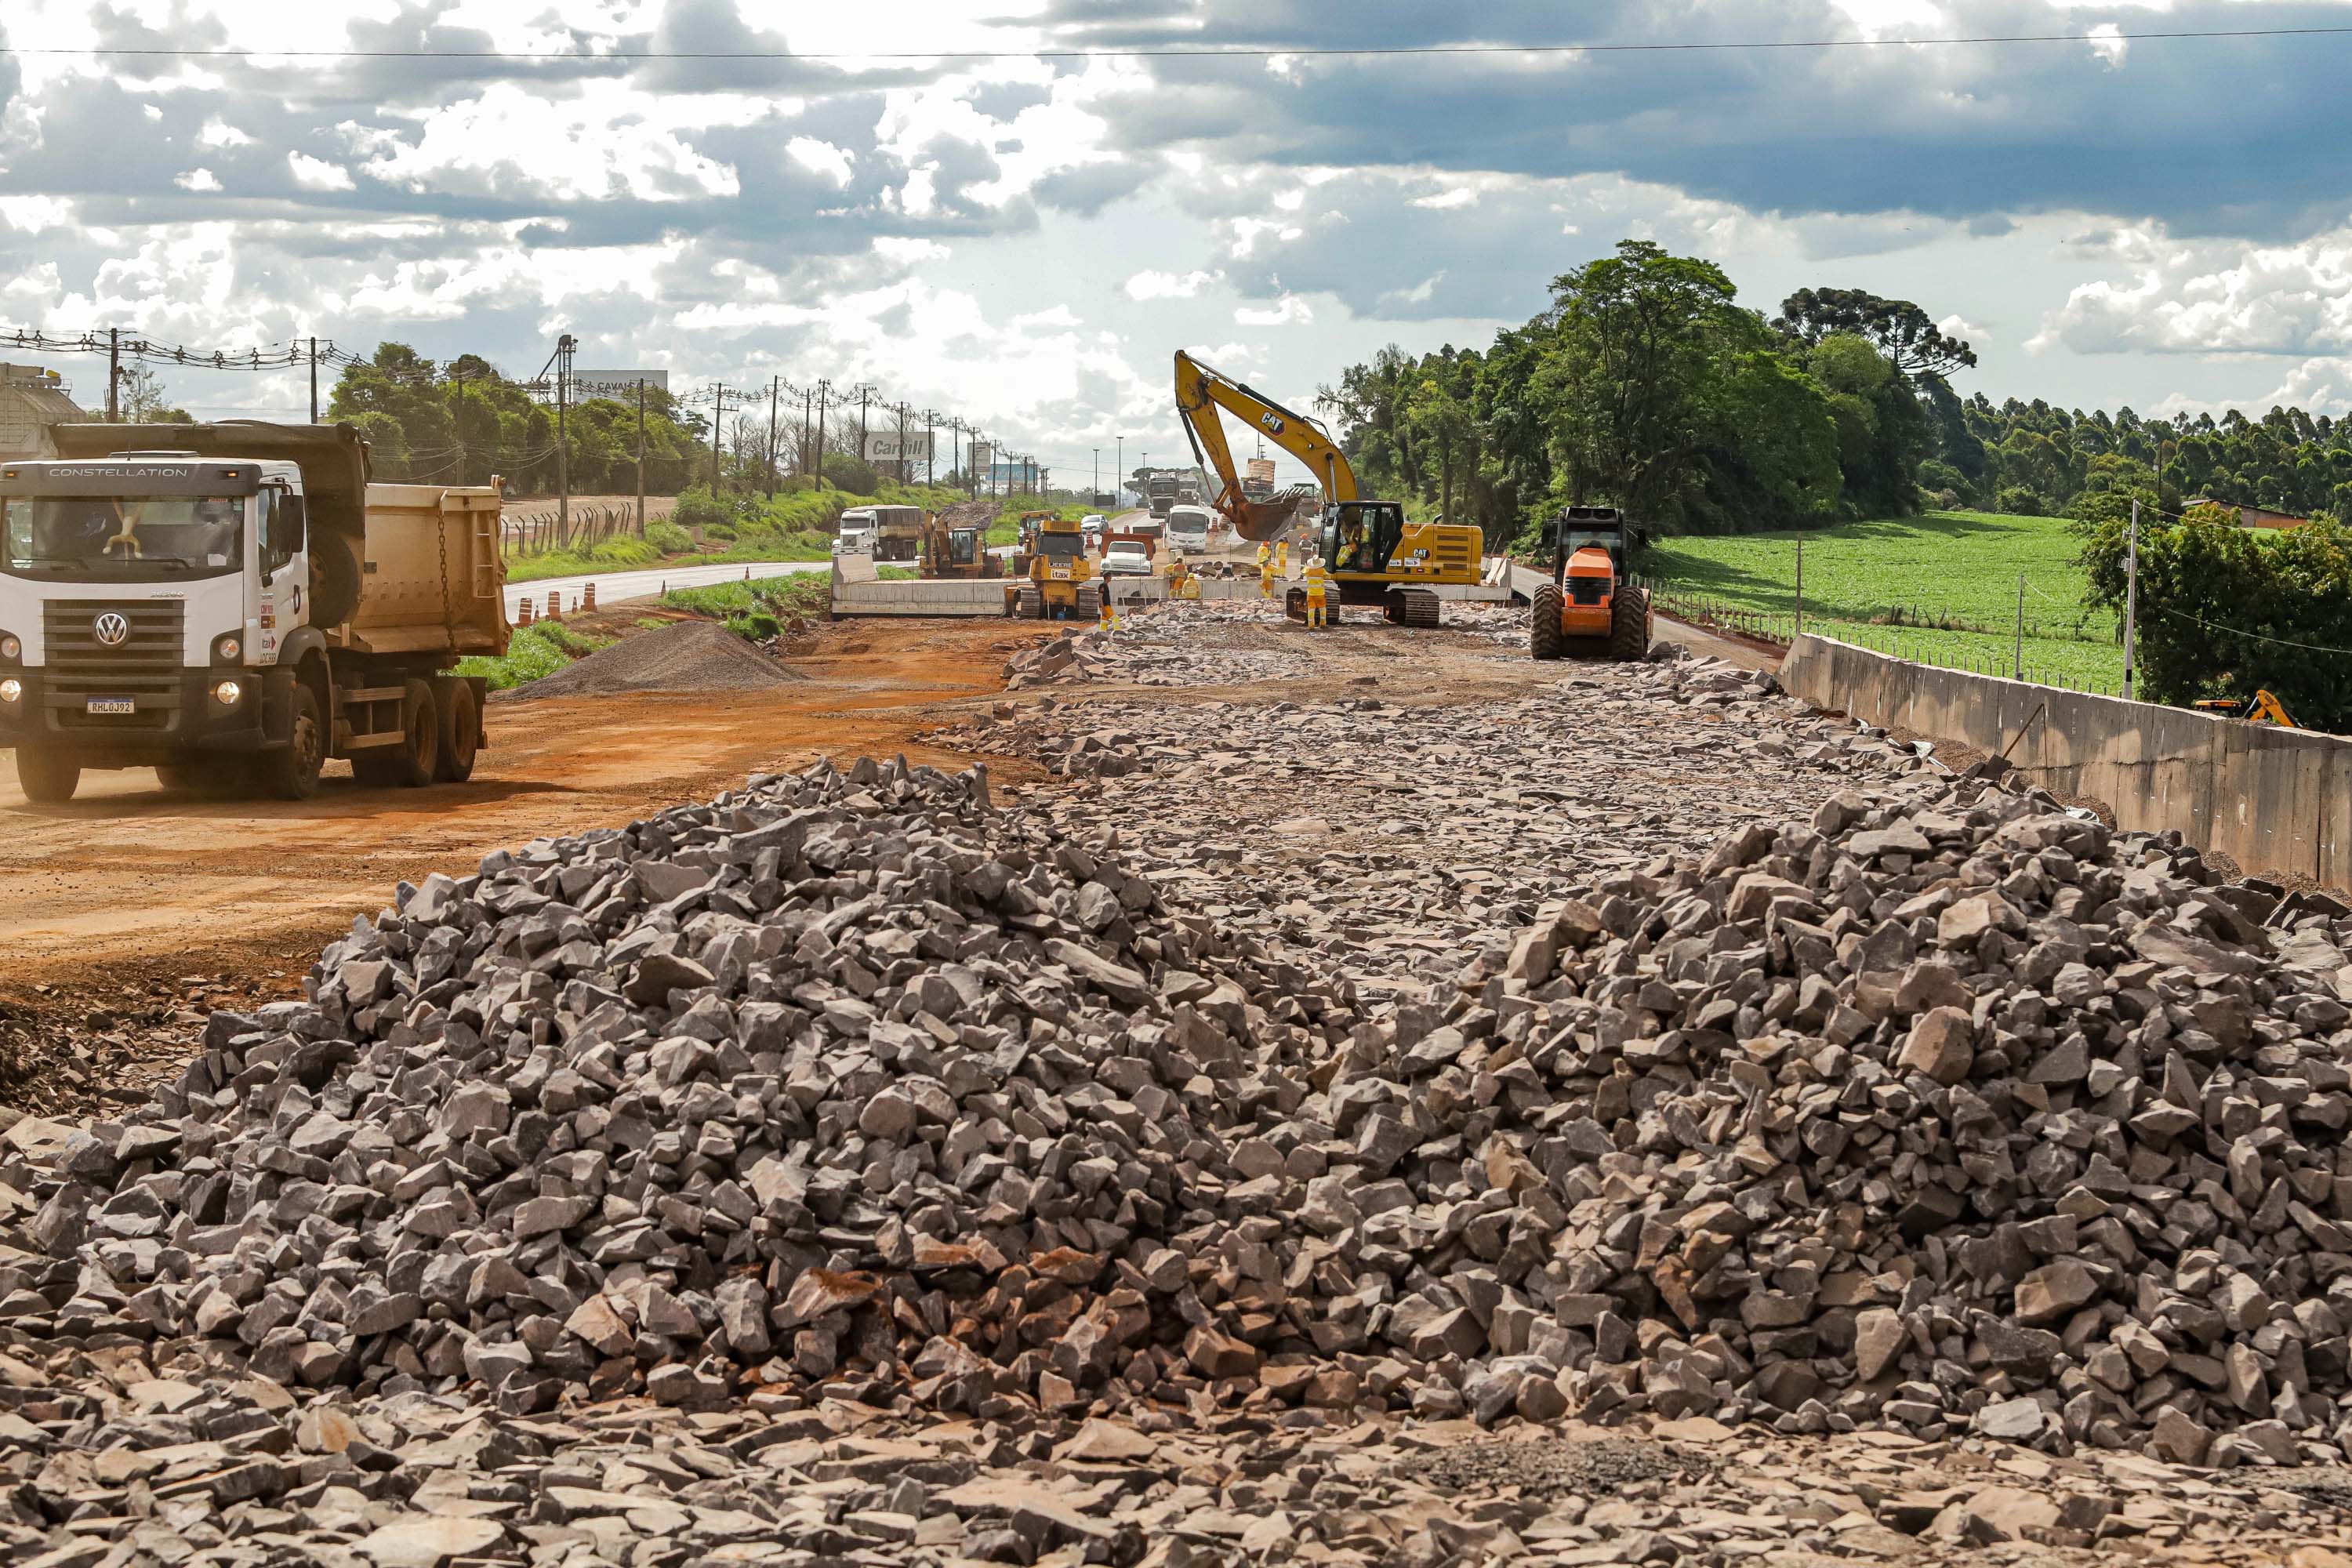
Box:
[1385, 590, 1441, 629]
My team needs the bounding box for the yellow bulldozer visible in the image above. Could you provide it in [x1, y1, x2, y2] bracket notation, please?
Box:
[1529, 506, 1651, 661]
[1004, 512, 1100, 620]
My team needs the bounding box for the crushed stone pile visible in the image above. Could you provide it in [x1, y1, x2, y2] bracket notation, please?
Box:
[1305, 764, 2352, 1465]
[501, 620, 804, 702]
[15, 748, 2352, 1472]
[1002, 602, 1315, 691]
[3, 755, 1350, 1426]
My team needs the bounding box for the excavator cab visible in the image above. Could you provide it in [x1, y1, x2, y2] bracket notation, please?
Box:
[1321, 501, 1406, 575]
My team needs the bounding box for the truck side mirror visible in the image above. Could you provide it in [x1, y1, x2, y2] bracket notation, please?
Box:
[271, 495, 306, 556]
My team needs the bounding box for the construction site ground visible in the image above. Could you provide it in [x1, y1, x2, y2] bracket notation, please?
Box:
[17, 600, 2286, 1568]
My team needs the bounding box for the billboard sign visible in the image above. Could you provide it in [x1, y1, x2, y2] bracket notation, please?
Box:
[863, 430, 933, 463]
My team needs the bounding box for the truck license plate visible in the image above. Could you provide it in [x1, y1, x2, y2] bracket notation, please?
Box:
[85, 698, 136, 715]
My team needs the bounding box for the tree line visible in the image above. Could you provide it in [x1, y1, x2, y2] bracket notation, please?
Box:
[1315, 239, 2352, 547]
[1316, 244, 1974, 544]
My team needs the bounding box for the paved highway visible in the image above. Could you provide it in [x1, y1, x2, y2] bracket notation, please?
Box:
[503, 558, 829, 619]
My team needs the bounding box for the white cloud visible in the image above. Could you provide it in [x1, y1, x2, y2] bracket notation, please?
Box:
[287, 152, 355, 193]
[786, 137, 853, 188]
[2034, 223, 2352, 355]
[2085, 24, 2129, 70]
[347, 83, 746, 202]
[1235, 295, 1314, 327]
[196, 119, 252, 150]
[1123, 269, 1219, 300]
[175, 169, 223, 193]
[1412, 187, 1479, 211]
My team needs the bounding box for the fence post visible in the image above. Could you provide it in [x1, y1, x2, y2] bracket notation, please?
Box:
[2013, 575, 2025, 681]
[1794, 535, 1803, 637]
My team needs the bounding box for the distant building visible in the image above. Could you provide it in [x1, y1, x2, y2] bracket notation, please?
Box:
[0, 365, 85, 461]
[2188, 495, 2310, 530]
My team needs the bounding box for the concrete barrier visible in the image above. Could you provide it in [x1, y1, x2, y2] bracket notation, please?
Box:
[1780, 634, 2347, 886]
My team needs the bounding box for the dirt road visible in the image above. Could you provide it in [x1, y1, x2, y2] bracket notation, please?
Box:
[0, 618, 1060, 1071]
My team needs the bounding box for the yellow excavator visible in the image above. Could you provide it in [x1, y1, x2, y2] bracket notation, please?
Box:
[2193, 690, 2297, 727]
[1174, 350, 1482, 627]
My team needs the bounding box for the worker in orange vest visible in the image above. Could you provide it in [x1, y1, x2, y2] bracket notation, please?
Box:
[1302, 560, 1330, 629]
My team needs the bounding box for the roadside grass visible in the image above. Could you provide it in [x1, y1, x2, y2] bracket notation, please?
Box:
[988, 500, 1091, 545]
[1642, 510, 2129, 691]
[662, 574, 832, 643]
[455, 622, 612, 691]
[503, 482, 973, 582]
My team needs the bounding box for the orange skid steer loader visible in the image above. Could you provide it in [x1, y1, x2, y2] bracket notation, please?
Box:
[1530, 506, 1650, 661]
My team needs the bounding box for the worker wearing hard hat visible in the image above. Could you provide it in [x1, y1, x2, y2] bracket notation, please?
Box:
[1302, 559, 1330, 629]
[1257, 541, 1276, 601]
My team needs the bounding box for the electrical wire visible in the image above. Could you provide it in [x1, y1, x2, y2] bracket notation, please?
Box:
[2150, 604, 2352, 657]
[3, 27, 2350, 62]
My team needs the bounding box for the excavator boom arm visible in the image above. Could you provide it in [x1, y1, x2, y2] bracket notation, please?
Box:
[1174, 350, 1358, 542]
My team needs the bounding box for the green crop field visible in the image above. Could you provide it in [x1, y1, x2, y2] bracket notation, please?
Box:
[1641, 510, 2130, 693]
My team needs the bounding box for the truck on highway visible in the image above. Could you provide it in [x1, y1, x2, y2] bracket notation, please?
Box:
[834, 506, 878, 555]
[871, 504, 926, 562]
[1146, 474, 1179, 518]
[0, 421, 507, 804]
[1165, 503, 1213, 554]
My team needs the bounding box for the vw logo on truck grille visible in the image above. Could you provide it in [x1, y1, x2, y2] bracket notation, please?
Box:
[92, 612, 130, 647]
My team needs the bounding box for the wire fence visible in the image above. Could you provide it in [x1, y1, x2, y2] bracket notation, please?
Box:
[503, 504, 646, 557]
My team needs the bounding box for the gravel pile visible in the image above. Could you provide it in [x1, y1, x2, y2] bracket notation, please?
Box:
[501, 621, 804, 702]
[1002, 603, 1316, 691]
[5, 754, 1348, 1425]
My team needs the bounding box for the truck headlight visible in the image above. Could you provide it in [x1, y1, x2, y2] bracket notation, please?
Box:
[0, 678, 20, 705]
[211, 679, 243, 706]
[0, 634, 17, 662]
[216, 635, 241, 663]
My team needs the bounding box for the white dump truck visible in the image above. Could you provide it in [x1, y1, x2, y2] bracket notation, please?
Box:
[0, 421, 509, 804]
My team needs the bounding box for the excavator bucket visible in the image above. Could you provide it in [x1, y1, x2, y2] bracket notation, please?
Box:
[1225, 496, 1306, 543]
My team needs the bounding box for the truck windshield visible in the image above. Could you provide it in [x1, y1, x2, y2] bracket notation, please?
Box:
[1039, 532, 1083, 560]
[3, 495, 245, 581]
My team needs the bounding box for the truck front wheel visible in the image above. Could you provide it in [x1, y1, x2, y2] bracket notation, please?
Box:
[256, 683, 325, 800]
[14, 752, 80, 804]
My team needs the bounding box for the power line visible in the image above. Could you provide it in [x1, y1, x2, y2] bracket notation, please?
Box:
[2, 26, 2348, 63]
[2151, 604, 2352, 658]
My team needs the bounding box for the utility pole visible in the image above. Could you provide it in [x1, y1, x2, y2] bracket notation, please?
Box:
[855, 384, 875, 470]
[556, 333, 575, 537]
[1116, 435, 1123, 507]
[895, 401, 910, 485]
[106, 328, 120, 421]
[815, 379, 831, 489]
[2123, 499, 2140, 699]
[1093, 448, 1100, 506]
[801, 387, 813, 478]
[766, 376, 780, 498]
[924, 409, 937, 485]
[710, 383, 726, 493]
[635, 379, 647, 535]
[308, 336, 318, 423]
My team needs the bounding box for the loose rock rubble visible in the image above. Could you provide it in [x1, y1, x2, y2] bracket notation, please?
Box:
[11, 607, 2352, 1566]
[960, 643, 1906, 991]
[1003, 603, 1315, 691]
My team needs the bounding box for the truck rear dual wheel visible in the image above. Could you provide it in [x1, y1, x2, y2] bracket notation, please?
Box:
[432, 677, 480, 783]
[1530, 585, 1564, 660]
[15, 752, 81, 804]
[352, 680, 439, 789]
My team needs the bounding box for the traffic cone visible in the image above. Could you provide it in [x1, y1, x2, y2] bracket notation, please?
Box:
[583, 583, 597, 612]
[546, 590, 561, 622]
[517, 597, 533, 626]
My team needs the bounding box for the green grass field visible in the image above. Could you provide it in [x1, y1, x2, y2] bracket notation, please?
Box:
[1642, 510, 2129, 692]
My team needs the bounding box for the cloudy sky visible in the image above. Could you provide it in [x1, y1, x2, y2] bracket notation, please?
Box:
[5, 0, 2352, 488]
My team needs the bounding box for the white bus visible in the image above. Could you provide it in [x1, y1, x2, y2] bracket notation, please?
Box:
[1165, 504, 1213, 554]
